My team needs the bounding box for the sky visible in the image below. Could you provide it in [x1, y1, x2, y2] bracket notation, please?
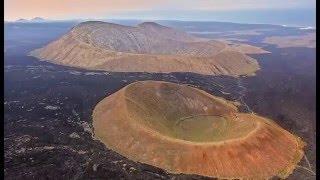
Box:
[4, 0, 316, 26]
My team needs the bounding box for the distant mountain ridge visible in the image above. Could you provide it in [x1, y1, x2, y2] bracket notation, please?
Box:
[30, 17, 46, 22]
[16, 18, 29, 22]
[30, 21, 268, 76]
[15, 17, 47, 23]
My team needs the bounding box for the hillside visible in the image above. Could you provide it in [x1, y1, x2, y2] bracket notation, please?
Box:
[93, 81, 305, 179]
[30, 21, 268, 76]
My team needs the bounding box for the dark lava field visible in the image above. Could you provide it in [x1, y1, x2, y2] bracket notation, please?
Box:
[4, 21, 316, 179]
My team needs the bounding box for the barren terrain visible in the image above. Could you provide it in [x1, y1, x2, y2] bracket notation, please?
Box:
[263, 33, 316, 48]
[30, 21, 268, 76]
[4, 20, 316, 180]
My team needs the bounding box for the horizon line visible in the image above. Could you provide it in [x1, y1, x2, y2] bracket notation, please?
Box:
[4, 18, 316, 29]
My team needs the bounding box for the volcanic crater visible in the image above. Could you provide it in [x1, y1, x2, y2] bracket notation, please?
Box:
[30, 21, 268, 76]
[93, 81, 305, 179]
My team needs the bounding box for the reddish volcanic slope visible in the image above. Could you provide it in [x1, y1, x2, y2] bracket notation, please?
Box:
[93, 81, 305, 179]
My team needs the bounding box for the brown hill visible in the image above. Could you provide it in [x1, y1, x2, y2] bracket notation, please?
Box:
[93, 81, 305, 179]
[30, 21, 267, 76]
[263, 33, 316, 48]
